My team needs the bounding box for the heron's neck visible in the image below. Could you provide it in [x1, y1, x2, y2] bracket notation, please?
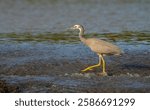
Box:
[79, 27, 86, 43]
[79, 28, 84, 37]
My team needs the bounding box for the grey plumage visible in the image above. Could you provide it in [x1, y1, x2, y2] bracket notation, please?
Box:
[70, 24, 123, 76]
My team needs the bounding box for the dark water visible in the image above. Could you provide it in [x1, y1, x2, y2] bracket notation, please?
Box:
[0, 0, 150, 92]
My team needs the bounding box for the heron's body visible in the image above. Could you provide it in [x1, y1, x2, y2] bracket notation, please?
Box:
[80, 37, 122, 56]
[70, 24, 123, 76]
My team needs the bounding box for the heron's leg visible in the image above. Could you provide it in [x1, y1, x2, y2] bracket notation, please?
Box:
[81, 55, 102, 72]
[99, 54, 107, 75]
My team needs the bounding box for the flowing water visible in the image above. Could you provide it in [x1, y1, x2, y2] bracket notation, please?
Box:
[0, 0, 150, 92]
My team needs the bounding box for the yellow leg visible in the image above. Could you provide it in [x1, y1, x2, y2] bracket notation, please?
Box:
[81, 55, 102, 72]
[99, 54, 107, 75]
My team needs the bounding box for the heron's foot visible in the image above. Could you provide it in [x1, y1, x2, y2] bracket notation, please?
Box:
[97, 72, 108, 76]
[81, 68, 93, 72]
[81, 64, 101, 72]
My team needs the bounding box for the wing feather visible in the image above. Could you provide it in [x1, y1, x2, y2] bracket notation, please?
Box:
[84, 38, 122, 55]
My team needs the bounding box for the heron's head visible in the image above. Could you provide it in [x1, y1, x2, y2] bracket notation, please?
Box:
[70, 24, 84, 30]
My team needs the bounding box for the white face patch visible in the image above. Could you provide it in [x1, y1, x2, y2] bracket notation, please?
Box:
[74, 25, 80, 29]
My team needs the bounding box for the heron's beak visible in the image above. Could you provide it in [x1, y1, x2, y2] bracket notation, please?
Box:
[66, 27, 75, 31]
[66, 26, 76, 31]
[69, 26, 76, 30]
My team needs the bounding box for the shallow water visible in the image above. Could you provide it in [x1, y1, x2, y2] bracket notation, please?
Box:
[0, 32, 149, 65]
[0, 0, 150, 92]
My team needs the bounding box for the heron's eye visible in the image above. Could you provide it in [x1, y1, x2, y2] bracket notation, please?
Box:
[74, 25, 78, 28]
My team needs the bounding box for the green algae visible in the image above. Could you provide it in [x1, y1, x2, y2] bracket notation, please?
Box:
[0, 31, 149, 44]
